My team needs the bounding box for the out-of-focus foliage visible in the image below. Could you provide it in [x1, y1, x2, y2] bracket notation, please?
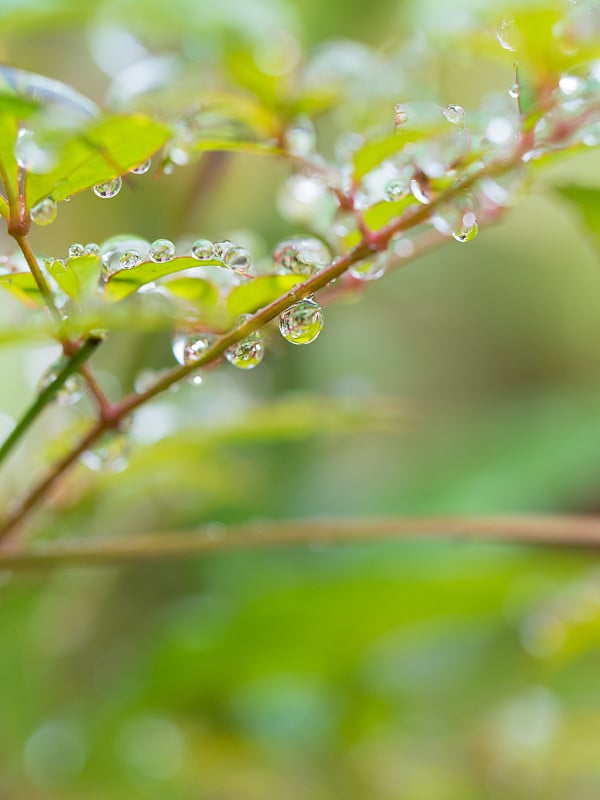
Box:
[0, 0, 600, 797]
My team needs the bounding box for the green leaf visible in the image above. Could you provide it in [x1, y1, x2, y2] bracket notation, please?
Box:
[104, 256, 223, 301]
[46, 257, 79, 298]
[161, 277, 220, 308]
[227, 275, 305, 316]
[26, 114, 171, 205]
[67, 254, 101, 299]
[353, 128, 440, 181]
[0, 272, 43, 306]
[192, 138, 283, 158]
[555, 185, 600, 253]
[0, 113, 19, 219]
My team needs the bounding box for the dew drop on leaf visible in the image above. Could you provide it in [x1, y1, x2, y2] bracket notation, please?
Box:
[130, 159, 151, 175]
[212, 240, 235, 261]
[385, 179, 408, 201]
[149, 239, 176, 263]
[225, 331, 265, 369]
[93, 177, 122, 199]
[223, 246, 252, 273]
[409, 178, 431, 205]
[442, 104, 465, 125]
[191, 239, 213, 260]
[68, 243, 85, 258]
[279, 299, 323, 345]
[30, 197, 57, 226]
[119, 249, 141, 269]
[84, 243, 100, 256]
[452, 211, 478, 243]
[497, 17, 517, 52]
[508, 83, 520, 99]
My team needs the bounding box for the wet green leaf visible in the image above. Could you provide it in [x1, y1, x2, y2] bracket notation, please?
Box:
[46, 257, 79, 298]
[0, 272, 43, 306]
[104, 256, 222, 301]
[26, 114, 171, 205]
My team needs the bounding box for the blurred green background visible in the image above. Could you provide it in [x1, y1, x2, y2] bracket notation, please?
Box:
[1, 0, 600, 797]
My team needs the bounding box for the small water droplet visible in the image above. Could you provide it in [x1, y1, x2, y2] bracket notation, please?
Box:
[93, 177, 122, 199]
[119, 249, 141, 269]
[15, 129, 56, 174]
[279, 299, 323, 345]
[452, 211, 478, 243]
[81, 430, 129, 472]
[497, 17, 517, 52]
[130, 158, 151, 175]
[30, 197, 57, 226]
[191, 239, 213, 260]
[223, 246, 252, 273]
[559, 74, 584, 95]
[390, 233, 415, 258]
[171, 332, 216, 377]
[442, 104, 465, 125]
[84, 243, 100, 256]
[409, 177, 431, 204]
[385, 179, 408, 202]
[68, 243, 85, 258]
[394, 103, 408, 129]
[273, 236, 331, 276]
[225, 331, 265, 369]
[37, 357, 86, 406]
[349, 251, 387, 281]
[149, 239, 176, 263]
[211, 240, 235, 261]
[509, 83, 520, 99]
[283, 116, 316, 156]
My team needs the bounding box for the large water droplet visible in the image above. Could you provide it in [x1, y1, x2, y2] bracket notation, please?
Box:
[497, 17, 517, 51]
[273, 236, 331, 276]
[15, 129, 56, 174]
[120, 249, 141, 269]
[149, 239, 176, 263]
[84, 243, 100, 256]
[93, 177, 122, 199]
[130, 158, 151, 175]
[30, 197, 57, 226]
[191, 239, 213, 260]
[172, 332, 216, 370]
[279, 299, 323, 345]
[442, 104, 465, 125]
[37, 358, 86, 406]
[349, 251, 387, 281]
[68, 243, 85, 258]
[225, 331, 265, 369]
[452, 211, 478, 242]
[223, 246, 252, 273]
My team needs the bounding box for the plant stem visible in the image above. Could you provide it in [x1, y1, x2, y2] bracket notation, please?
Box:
[13, 234, 62, 325]
[1, 515, 599, 569]
[0, 337, 102, 469]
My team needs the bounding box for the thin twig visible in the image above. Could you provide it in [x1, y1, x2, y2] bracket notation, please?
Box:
[2, 515, 600, 569]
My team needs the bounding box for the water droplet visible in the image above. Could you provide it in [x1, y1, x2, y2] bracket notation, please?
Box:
[212, 240, 235, 261]
[223, 246, 252, 273]
[486, 116, 517, 146]
[452, 211, 478, 243]
[30, 197, 57, 226]
[390, 233, 415, 258]
[283, 116, 316, 156]
[559, 74, 584, 95]
[394, 103, 408, 129]
[279, 299, 323, 345]
[130, 158, 151, 175]
[509, 83, 520, 99]
[385, 179, 408, 202]
[442, 104, 465, 125]
[225, 331, 265, 369]
[333, 208, 357, 238]
[409, 177, 431, 205]
[167, 145, 189, 166]
[497, 17, 517, 52]
[149, 239, 176, 263]
[119, 249, 141, 269]
[191, 239, 213, 260]
[68, 243, 85, 258]
[15, 129, 56, 174]
[172, 332, 216, 369]
[84, 243, 99, 256]
[81, 430, 129, 472]
[93, 177, 122, 199]
[349, 251, 387, 281]
[273, 236, 331, 276]
[37, 358, 86, 406]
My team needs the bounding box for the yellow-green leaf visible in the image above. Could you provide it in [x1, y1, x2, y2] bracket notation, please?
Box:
[227, 275, 304, 316]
